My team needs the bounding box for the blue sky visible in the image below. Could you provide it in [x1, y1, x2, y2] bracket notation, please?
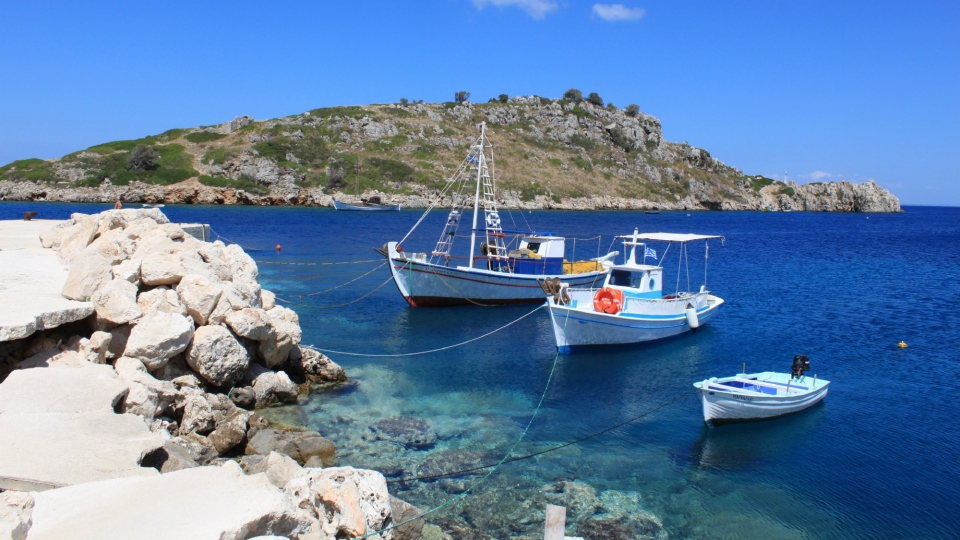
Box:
[1, 1, 957, 205]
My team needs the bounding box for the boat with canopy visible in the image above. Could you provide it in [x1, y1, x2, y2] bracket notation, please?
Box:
[377, 122, 615, 306]
[544, 229, 724, 351]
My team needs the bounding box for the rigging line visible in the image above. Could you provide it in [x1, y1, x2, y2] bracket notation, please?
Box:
[210, 228, 267, 252]
[386, 389, 695, 485]
[310, 304, 546, 357]
[301, 262, 387, 297]
[254, 259, 383, 266]
[362, 291, 571, 539]
[274, 274, 395, 309]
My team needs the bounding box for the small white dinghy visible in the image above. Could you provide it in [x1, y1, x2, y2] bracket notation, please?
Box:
[693, 355, 830, 426]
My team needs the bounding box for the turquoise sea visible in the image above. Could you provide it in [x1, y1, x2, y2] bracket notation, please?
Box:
[4, 202, 958, 539]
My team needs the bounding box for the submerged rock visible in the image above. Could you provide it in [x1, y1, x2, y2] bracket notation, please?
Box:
[371, 416, 437, 449]
[245, 428, 336, 466]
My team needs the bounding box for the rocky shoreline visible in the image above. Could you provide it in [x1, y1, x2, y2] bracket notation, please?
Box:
[0, 176, 901, 213]
[0, 209, 425, 540]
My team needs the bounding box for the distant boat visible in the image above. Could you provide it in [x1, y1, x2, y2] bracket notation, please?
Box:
[334, 158, 401, 211]
[544, 230, 724, 352]
[693, 355, 830, 426]
[644, 210, 660, 214]
[333, 197, 401, 211]
[142, 204, 165, 208]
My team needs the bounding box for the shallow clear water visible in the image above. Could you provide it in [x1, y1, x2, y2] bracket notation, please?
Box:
[5, 202, 958, 539]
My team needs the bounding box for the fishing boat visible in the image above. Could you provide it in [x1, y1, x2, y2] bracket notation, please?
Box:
[333, 196, 401, 211]
[693, 356, 830, 426]
[377, 122, 614, 306]
[543, 230, 724, 351]
[334, 159, 401, 211]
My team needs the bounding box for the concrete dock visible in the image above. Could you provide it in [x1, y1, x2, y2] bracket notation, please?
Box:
[0, 219, 94, 342]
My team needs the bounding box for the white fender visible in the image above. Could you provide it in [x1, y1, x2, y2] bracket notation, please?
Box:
[685, 303, 700, 331]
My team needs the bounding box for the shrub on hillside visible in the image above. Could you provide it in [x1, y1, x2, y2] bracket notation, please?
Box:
[625, 104, 640, 117]
[563, 88, 583, 102]
[498, 94, 509, 103]
[127, 145, 159, 171]
[184, 131, 226, 144]
[399, 97, 409, 106]
[586, 92, 604, 107]
[454, 91, 471, 104]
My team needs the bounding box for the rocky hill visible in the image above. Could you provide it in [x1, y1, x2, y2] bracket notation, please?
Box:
[0, 96, 901, 212]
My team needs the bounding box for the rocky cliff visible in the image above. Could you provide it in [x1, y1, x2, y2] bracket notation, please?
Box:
[0, 96, 901, 212]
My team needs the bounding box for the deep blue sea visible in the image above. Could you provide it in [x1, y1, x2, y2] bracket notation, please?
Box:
[4, 202, 958, 539]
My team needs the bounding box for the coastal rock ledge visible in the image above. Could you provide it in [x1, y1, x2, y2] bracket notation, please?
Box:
[0, 208, 422, 540]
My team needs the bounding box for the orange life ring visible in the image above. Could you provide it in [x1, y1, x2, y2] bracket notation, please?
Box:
[593, 287, 625, 314]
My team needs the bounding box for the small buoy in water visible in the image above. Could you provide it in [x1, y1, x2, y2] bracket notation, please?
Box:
[687, 214, 691, 216]
[897, 341, 908, 348]
[275, 244, 282, 252]
[685, 303, 700, 331]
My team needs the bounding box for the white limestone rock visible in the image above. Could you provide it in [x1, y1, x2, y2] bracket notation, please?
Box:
[246, 363, 299, 407]
[0, 362, 128, 414]
[137, 286, 187, 317]
[91, 279, 142, 327]
[260, 289, 276, 310]
[259, 306, 302, 368]
[140, 253, 183, 286]
[26, 461, 313, 540]
[0, 491, 34, 540]
[176, 386, 216, 436]
[111, 258, 141, 285]
[284, 466, 393, 540]
[123, 312, 195, 371]
[81, 330, 112, 364]
[56, 214, 98, 261]
[185, 325, 250, 387]
[61, 252, 113, 301]
[176, 274, 223, 326]
[224, 243, 259, 283]
[225, 308, 275, 341]
[244, 451, 302, 489]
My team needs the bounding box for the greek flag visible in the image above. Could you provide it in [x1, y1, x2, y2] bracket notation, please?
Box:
[644, 247, 656, 259]
[467, 154, 477, 163]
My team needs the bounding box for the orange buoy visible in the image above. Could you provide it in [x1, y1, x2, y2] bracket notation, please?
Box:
[275, 244, 282, 252]
[593, 287, 625, 314]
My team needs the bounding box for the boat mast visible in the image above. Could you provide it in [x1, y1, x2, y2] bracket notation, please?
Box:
[467, 123, 485, 269]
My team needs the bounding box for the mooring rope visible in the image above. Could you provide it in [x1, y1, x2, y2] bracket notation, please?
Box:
[298, 262, 386, 297]
[274, 274, 396, 309]
[255, 258, 383, 266]
[209, 228, 268, 252]
[309, 304, 546, 357]
[386, 389, 695, 484]
[360, 300, 568, 539]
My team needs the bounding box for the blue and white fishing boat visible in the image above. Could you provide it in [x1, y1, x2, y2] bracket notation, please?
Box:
[544, 230, 724, 351]
[693, 356, 830, 426]
[379, 122, 614, 306]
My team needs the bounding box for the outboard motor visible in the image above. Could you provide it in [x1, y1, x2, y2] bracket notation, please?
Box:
[791, 355, 811, 379]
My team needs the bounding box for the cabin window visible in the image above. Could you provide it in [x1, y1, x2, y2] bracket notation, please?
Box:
[649, 278, 656, 290]
[525, 242, 541, 253]
[610, 270, 634, 286]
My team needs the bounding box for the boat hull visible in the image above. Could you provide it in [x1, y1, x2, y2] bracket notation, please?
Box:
[546, 295, 723, 351]
[334, 200, 401, 211]
[385, 242, 607, 307]
[695, 377, 830, 426]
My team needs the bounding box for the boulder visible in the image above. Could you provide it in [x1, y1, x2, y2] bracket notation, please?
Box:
[140, 253, 183, 286]
[283, 466, 392, 540]
[122, 380, 161, 421]
[105, 323, 132, 360]
[81, 331, 112, 364]
[176, 387, 215, 436]
[0, 491, 34, 540]
[245, 363, 298, 407]
[209, 405, 251, 455]
[56, 214, 98, 261]
[61, 252, 113, 301]
[155, 440, 199, 473]
[229, 386, 256, 409]
[123, 312, 194, 371]
[224, 308, 274, 341]
[244, 451, 303, 488]
[389, 496, 425, 540]
[259, 306, 302, 368]
[245, 429, 336, 467]
[91, 279, 142, 327]
[185, 325, 250, 387]
[111, 258, 141, 285]
[370, 416, 436, 449]
[176, 274, 223, 326]
[301, 348, 347, 383]
[137, 286, 187, 316]
[224, 243, 259, 283]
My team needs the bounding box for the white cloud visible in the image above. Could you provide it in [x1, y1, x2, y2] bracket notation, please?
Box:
[592, 3, 646, 22]
[472, 0, 559, 19]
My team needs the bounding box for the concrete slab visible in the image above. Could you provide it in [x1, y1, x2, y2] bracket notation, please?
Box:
[0, 410, 161, 491]
[27, 462, 308, 540]
[0, 220, 93, 342]
[0, 363, 128, 414]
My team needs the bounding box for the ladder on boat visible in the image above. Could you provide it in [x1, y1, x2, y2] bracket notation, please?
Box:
[479, 153, 507, 260]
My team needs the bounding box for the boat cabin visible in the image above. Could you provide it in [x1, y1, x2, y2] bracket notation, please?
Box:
[510, 235, 565, 274]
[606, 265, 663, 299]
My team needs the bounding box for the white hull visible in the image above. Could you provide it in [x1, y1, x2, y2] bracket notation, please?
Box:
[334, 200, 401, 211]
[694, 373, 830, 426]
[385, 242, 606, 306]
[547, 293, 723, 351]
